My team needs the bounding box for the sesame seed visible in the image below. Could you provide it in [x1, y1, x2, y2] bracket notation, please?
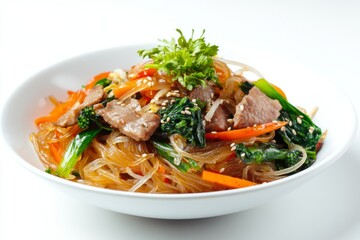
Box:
[219, 168, 225, 173]
[161, 106, 166, 110]
[185, 107, 190, 110]
[166, 117, 170, 122]
[230, 143, 236, 147]
[231, 146, 236, 151]
[289, 121, 293, 127]
[227, 127, 232, 131]
[150, 99, 156, 103]
[184, 110, 191, 115]
[292, 129, 297, 135]
[181, 110, 185, 114]
[141, 153, 148, 158]
[239, 104, 244, 111]
[240, 153, 246, 159]
[192, 99, 197, 103]
[211, 131, 217, 134]
[227, 119, 234, 123]
[309, 126, 314, 134]
[159, 79, 166, 83]
[160, 120, 165, 124]
[281, 126, 286, 132]
[146, 76, 152, 81]
[297, 117, 302, 124]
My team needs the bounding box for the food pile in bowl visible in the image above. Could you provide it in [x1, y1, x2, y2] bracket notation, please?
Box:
[30, 29, 325, 193]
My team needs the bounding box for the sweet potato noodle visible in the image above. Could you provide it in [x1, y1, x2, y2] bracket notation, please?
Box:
[30, 31, 324, 193]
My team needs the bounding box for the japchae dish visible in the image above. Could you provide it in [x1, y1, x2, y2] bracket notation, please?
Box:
[31, 29, 325, 193]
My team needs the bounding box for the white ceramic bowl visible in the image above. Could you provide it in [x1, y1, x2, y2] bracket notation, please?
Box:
[1, 44, 357, 219]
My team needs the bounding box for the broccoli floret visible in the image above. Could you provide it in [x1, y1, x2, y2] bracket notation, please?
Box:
[157, 97, 205, 147]
[77, 106, 111, 130]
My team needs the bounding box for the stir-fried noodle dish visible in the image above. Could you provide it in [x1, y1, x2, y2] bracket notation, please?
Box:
[31, 30, 325, 193]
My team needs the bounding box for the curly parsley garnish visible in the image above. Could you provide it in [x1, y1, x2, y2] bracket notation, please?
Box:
[138, 29, 219, 90]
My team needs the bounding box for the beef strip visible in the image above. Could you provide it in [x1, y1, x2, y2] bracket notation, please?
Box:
[233, 86, 282, 128]
[96, 99, 160, 141]
[205, 105, 231, 132]
[189, 84, 215, 103]
[57, 85, 104, 127]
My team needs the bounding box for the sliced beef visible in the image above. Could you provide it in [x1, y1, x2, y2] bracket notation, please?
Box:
[57, 85, 104, 127]
[205, 105, 231, 132]
[96, 99, 160, 141]
[189, 84, 215, 103]
[233, 87, 282, 128]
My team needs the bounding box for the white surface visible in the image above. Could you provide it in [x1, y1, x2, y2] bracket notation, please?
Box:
[1, 0, 360, 239]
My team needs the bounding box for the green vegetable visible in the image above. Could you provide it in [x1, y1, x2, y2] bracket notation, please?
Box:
[138, 29, 219, 90]
[253, 78, 322, 151]
[95, 78, 111, 88]
[55, 127, 101, 178]
[157, 97, 205, 147]
[235, 143, 303, 166]
[57, 105, 112, 178]
[77, 106, 111, 130]
[152, 140, 200, 172]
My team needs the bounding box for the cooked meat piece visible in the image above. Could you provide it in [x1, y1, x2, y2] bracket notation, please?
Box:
[97, 99, 160, 141]
[57, 85, 105, 127]
[233, 87, 282, 128]
[82, 85, 105, 106]
[205, 105, 231, 132]
[189, 85, 215, 103]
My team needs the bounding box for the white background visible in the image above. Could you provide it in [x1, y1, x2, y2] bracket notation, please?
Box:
[1, 0, 360, 239]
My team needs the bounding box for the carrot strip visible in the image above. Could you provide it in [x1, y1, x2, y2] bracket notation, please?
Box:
[85, 71, 110, 91]
[49, 142, 62, 163]
[35, 90, 86, 125]
[112, 80, 139, 98]
[131, 68, 157, 80]
[205, 121, 287, 141]
[202, 170, 257, 189]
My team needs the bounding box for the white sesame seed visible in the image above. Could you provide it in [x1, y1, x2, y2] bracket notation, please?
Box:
[184, 110, 191, 115]
[309, 126, 314, 134]
[219, 168, 225, 173]
[240, 153, 246, 158]
[173, 90, 180, 93]
[292, 129, 297, 135]
[227, 119, 234, 123]
[159, 79, 166, 83]
[181, 110, 185, 114]
[166, 117, 170, 122]
[231, 146, 236, 151]
[297, 117, 302, 124]
[161, 106, 166, 110]
[211, 131, 217, 134]
[239, 104, 244, 111]
[281, 126, 286, 132]
[289, 121, 293, 127]
[146, 76, 152, 81]
[230, 143, 236, 147]
[160, 120, 165, 124]
[192, 99, 197, 103]
[227, 127, 232, 131]
[141, 153, 148, 157]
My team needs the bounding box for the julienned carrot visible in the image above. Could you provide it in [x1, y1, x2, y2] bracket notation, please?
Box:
[49, 142, 62, 163]
[112, 80, 140, 98]
[202, 170, 257, 189]
[131, 68, 157, 80]
[205, 121, 287, 141]
[85, 71, 110, 91]
[35, 90, 86, 125]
